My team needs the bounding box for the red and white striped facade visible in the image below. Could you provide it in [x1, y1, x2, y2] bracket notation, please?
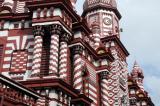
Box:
[0, 0, 154, 106]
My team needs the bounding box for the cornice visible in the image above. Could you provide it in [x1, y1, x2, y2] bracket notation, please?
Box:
[101, 35, 130, 57]
[26, 0, 80, 23]
[70, 38, 114, 61]
[82, 4, 121, 19]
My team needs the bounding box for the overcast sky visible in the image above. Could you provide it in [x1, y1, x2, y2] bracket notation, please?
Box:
[76, 0, 160, 105]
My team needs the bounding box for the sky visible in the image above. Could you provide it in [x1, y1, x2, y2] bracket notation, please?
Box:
[76, 0, 160, 105]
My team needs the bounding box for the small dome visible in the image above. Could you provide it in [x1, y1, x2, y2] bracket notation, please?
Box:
[83, 0, 117, 11]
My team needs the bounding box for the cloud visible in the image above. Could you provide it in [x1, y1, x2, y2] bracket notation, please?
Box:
[144, 76, 160, 106]
[118, 0, 160, 105]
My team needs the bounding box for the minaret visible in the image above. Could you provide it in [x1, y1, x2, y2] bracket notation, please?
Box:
[131, 61, 144, 90]
[82, 1, 129, 106]
[83, 0, 121, 38]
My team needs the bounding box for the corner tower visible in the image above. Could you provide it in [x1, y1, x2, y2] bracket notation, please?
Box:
[83, 0, 121, 38]
[83, 0, 130, 106]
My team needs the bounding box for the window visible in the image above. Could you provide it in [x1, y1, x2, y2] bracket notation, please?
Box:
[130, 98, 137, 105]
[11, 50, 28, 72]
[0, 45, 3, 67]
[14, 23, 19, 29]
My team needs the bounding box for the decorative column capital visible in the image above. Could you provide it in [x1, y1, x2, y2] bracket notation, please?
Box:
[71, 45, 84, 55]
[99, 71, 109, 80]
[60, 33, 72, 43]
[32, 25, 45, 37]
[49, 24, 63, 35]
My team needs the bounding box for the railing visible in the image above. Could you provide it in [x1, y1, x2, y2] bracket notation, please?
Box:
[0, 74, 39, 106]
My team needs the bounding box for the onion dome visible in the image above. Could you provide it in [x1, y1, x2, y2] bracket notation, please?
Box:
[131, 61, 144, 79]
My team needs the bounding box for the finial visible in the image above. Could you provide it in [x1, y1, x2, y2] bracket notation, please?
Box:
[131, 60, 144, 79]
[133, 60, 139, 68]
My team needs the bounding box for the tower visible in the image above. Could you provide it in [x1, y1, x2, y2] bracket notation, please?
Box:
[128, 61, 154, 106]
[83, 0, 130, 105]
[131, 61, 144, 90]
[83, 0, 121, 38]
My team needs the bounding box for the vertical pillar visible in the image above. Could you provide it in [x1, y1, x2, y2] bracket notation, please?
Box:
[72, 45, 84, 92]
[49, 24, 62, 77]
[59, 33, 71, 81]
[91, 22, 100, 49]
[32, 26, 44, 77]
[99, 71, 110, 106]
[49, 89, 58, 106]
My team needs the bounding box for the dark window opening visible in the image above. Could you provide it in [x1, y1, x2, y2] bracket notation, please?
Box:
[40, 32, 51, 76]
[14, 23, 19, 29]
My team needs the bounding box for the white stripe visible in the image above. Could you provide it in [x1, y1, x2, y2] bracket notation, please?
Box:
[3, 64, 10, 68]
[6, 43, 15, 50]
[4, 57, 11, 61]
[21, 36, 27, 49]
[5, 50, 13, 54]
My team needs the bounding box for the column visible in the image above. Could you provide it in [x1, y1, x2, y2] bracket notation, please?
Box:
[49, 89, 58, 106]
[36, 97, 46, 106]
[91, 22, 100, 49]
[72, 45, 84, 92]
[31, 25, 44, 77]
[49, 24, 62, 77]
[59, 33, 71, 81]
[99, 71, 110, 106]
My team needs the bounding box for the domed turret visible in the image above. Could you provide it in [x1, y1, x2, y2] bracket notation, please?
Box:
[131, 61, 144, 79]
[131, 61, 144, 90]
[82, 0, 121, 38]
